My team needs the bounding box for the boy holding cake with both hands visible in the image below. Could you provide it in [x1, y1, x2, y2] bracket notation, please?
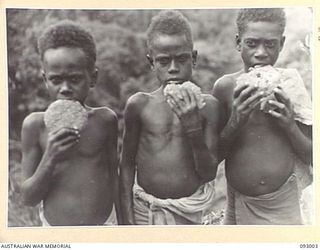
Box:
[212, 8, 312, 225]
[120, 10, 220, 225]
[20, 20, 121, 226]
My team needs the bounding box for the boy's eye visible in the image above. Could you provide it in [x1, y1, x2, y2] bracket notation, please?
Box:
[264, 40, 276, 48]
[177, 55, 189, 63]
[69, 75, 82, 83]
[157, 58, 170, 65]
[49, 76, 63, 85]
[245, 40, 257, 47]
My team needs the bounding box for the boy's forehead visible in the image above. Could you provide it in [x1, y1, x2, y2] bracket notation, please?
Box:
[43, 46, 85, 58]
[43, 47, 88, 68]
[150, 34, 192, 54]
[242, 21, 284, 38]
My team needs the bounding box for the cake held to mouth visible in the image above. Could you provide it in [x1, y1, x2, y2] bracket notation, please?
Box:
[44, 99, 88, 132]
[163, 81, 206, 109]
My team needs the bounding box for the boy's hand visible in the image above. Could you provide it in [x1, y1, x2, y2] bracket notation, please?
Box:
[44, 127, 80, 164]
[166, 88, 202, 134]
[230, 82, 264, 128]
[267, 86, 295, 131]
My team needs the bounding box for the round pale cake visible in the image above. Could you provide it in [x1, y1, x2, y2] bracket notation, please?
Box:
[44, 100, 88, 132]
[163, 81, 206, 109]
[236, 65, 282, 112]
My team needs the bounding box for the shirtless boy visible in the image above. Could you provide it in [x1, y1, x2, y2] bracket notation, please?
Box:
[20, 20, 120, 226]
[120, 10, 219, 225]
[212, 8, 312, 225]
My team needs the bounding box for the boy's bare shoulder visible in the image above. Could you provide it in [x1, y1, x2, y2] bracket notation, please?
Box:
[212, 71, 242, 100]
[125, 91, 151, 112]
[214, 72, 242, 90]
[89, 106, 118, 124]
[21, 112, 45, 143]
[22, 112, 45, 130]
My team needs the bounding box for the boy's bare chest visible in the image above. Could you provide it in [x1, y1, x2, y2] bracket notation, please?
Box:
[40, 122, 108, 157]
[141, 105, 183, 136]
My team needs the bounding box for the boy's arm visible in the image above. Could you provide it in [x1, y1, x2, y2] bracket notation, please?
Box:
[105, 111, 122, 224]
[188, 95, 220, 182]
[167, 91, 219, 182]
[119, 94, 142, 225]
[212, 77, 263, 161]
[20, 113, 79, 206]
[268, 87, 312, 165]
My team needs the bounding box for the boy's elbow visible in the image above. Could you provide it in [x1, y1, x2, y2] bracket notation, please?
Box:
[20, 184, 40, 207]
[199, 162, 218, 182]
[21, 194, 38, 207]
[203, 172, 216, 182]
[200, 172, 216, 183]
[300, 148, 312, 166]
[302, 156, 312, 166]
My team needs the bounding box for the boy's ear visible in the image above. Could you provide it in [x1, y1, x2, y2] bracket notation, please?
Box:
[192, 50, 198, 67]
[146, 54, 154, 69]
[235, 34, 241, 51]
[280, 36, 286, 51]
[42, 70, 49, 88]
[90, 68, 98, 87]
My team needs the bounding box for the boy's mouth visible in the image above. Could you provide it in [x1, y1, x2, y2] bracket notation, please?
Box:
[57, 96, 74, 101]
[166, 79, 184, 85]
[252, 63, 270, 68]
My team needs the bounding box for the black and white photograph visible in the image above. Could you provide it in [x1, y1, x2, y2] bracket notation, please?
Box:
[6, 6, 314, 233]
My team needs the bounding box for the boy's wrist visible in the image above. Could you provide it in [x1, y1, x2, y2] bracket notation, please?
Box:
[228, 116, 241, 134]
[285, 121, 298, 136]
[185, 127, 203, 138]
[40, 153, 56, 172]
[181, 116, 202, 134]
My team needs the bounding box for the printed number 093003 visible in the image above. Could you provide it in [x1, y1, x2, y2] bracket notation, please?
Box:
[300, 244, 318, 248]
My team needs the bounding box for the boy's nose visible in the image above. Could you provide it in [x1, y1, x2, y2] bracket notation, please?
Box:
[168, 60, 179, 73]
[254, 45, 268, 58]
[59, 82, 72, 95]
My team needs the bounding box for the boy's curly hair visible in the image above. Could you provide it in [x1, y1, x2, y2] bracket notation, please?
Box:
[38, 20, 96, 71]
[147, 10, 193, 53]
[237, 8, 286, 36]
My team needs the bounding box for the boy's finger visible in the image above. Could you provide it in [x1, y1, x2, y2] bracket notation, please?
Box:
[166, 97, 175, 109]
[267, 100, 286, 111]
[51, 127, 80, 141]
[59, 141, 78, 152]
[238, 85, 260, 103]
[170, 104, 182, 117]
[58, 133, 80, 146]
[268, 109, 282, 118]
[180, 88, 191, 106]
[234, 83, 250, 98]
[247, 98, 261, 111]
[187, 88, 198, 108]
[274, 87, 290, 106]
[167, 97, 183, 116]
[242, 91, 264, 108]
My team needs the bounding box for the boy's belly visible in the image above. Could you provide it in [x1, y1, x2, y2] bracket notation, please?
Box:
[136, 142, 201, 199]
[226, 126, 294, 196]
[43, 160, 114, 226]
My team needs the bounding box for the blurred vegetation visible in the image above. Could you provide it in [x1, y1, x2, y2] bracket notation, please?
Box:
[7, 8, 312, 227]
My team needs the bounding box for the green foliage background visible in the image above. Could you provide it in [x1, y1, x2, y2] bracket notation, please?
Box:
[7, 8, 312, 226]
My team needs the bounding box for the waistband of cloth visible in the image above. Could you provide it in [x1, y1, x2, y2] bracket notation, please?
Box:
[39, 201, 117, 226]
[133, 179, 216, 213]
[228, 173, 297, 200]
